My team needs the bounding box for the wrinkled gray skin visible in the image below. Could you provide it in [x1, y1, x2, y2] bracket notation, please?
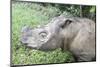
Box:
[20, 15, 95, 62]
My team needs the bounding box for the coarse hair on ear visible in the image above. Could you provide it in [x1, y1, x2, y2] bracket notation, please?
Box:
[60, 18, 74, 28]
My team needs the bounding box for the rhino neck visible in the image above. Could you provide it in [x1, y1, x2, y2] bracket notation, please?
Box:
[61, 28, 80, 51]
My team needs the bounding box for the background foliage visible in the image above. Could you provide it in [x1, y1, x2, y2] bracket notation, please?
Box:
[12, 1, 96, 65]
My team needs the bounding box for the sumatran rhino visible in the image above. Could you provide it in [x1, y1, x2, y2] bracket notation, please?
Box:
[20, 15, 96, 62]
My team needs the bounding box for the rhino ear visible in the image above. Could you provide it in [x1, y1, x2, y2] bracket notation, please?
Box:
[60, 18, 73, 28]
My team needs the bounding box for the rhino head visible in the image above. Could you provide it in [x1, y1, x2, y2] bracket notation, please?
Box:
[20, 15, 76, 51]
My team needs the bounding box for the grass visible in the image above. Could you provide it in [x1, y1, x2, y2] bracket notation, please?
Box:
[12, 1, 75, 65]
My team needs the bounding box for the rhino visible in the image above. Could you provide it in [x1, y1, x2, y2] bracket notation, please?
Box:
[20, 15, 96, 62]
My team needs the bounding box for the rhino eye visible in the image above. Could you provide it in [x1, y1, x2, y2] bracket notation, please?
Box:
[39, 32, 47, 38]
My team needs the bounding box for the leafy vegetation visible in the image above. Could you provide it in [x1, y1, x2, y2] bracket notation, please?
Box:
[12, 1, 96, 65]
